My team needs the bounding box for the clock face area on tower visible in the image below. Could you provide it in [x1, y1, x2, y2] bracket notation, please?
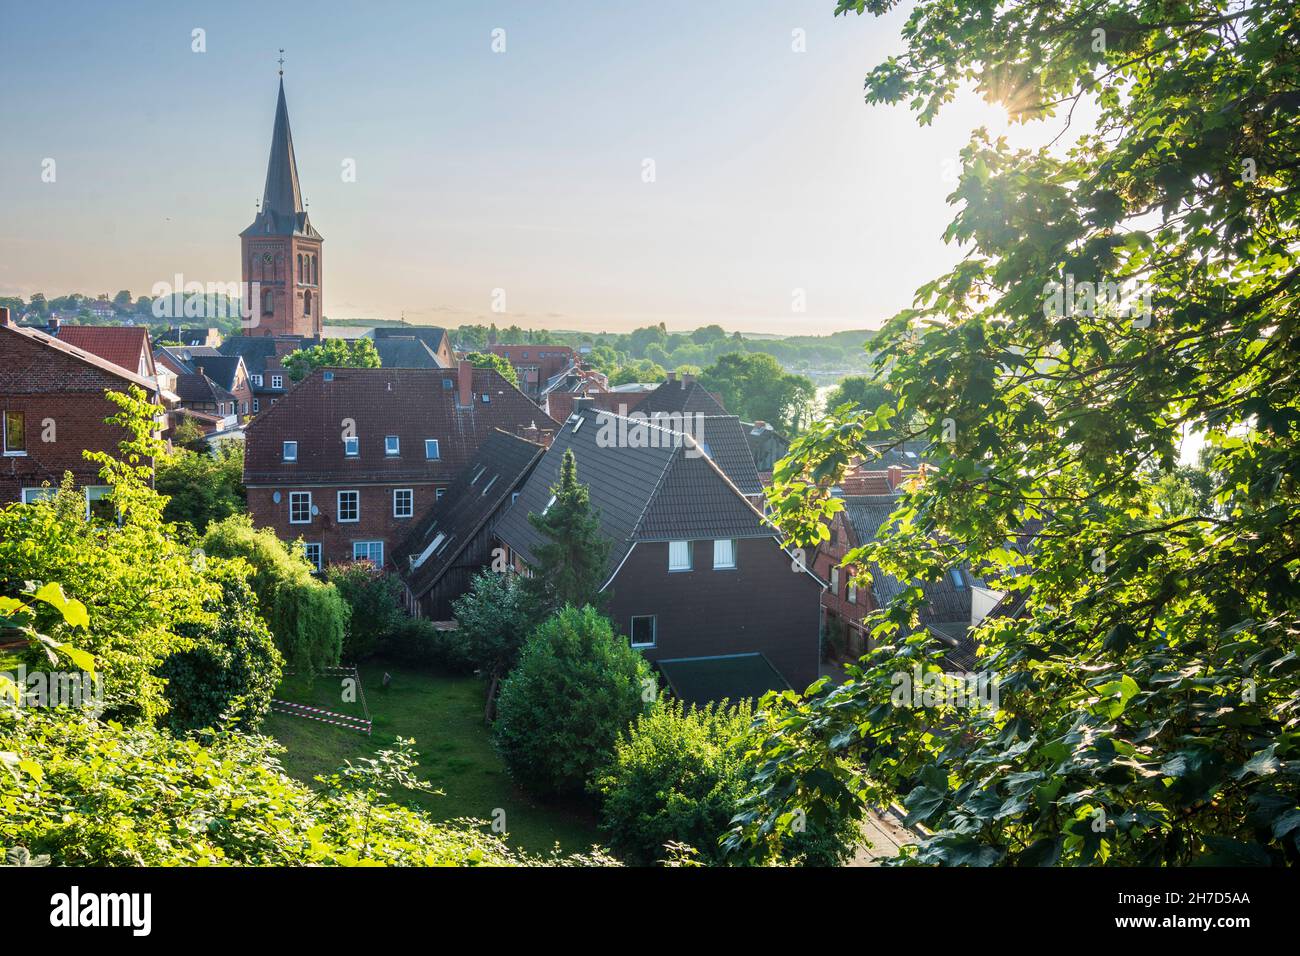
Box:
[239, 75, 323, 339]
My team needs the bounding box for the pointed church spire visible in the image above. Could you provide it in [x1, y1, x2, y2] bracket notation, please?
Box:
[261, 76, 305, 224]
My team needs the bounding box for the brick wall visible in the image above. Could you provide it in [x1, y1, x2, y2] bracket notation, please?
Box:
[606, 535, 824, 692]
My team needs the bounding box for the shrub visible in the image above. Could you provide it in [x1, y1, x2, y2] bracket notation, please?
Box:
[159, 558, 284, 733]
[0, 707, 614, 866]
[448, 571, 534, 714]
[155, 443, 245, 533]
[595, 699, 755, 865]
[326, 561, 404, 661]
[202, 516, 347, 673]
[493, 605, 651, 799]
[382, 616, 473, 673]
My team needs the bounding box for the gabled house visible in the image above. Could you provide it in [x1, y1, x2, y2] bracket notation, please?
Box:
[155, 348, 253, 419]
[374, 336, 447, 369]
[636, 372, 727, 416]
[242, 361, 556, 572]
[218, 335, 313, 413]
[47, 324, 157, 381]
[396, 429, 546, 619]
[494, 397, 825, 700]
[0, 307, 161, 508]
[373, 327, 454, 368]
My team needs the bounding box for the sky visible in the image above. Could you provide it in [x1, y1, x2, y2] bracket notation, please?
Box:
[0, 0, 1062, 335]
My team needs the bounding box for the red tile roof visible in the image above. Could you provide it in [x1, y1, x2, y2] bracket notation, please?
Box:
[55, 326, 156, 378]
[0, 323, 159, 392]
[243, 366, 557, 485]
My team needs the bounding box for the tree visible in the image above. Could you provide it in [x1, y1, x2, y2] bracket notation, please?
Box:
[281, 338, 382, 382]
[155, 443, 245, 533]
[736, 0, 1300, 866]
[823, 375, 892, 415]
[520, 450, 610, 617]
[700, 352, 816, 433]
[608, 358, 665, 386]
[463, 351, 518, 387]
[159, 557, 283, 733]
[493, 605, 652, 799]
[0, 388, 217, 724]
[202, 516, 348, 673]
[594, 700, 755, 866]
[449, 571, 535, 720]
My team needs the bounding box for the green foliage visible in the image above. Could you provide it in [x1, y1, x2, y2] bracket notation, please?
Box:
[595, 699, 755, 866]
[202, 517, 347, 673]
[325, 561, 404, 661]
[464, 351, 519, 387]
[700, 352, 816, 432]
[608, 358, 666, 386]
[744, 0, 1300, 865]
[155, 442, 245, 533]
[521, 450, 611, 618]
[381, 616, 473, 672]
[0, 707, 608, 866]
[823, 375, 893, 417]
[159, 558, 283, 734]
[0, 388, 216, 722]
[449, 571, 534, 681]
[281, 338, 381, 382]
[493, 606, 652, 799]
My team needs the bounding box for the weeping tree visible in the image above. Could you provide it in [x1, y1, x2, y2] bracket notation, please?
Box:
[730, 0, 1300, 866]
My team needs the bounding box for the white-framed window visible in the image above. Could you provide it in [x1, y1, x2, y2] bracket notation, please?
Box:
[385, 435, 400, 456]
[253, 399, 260, 413]
[713, 539, 736, 570]
[830, 567, 839, 596]
[4, 410, 26, 456]
[302, 542, 322, 571]
[271, 374, 283, 389]
[393, 488, 413, 518]
[21, 487, 55, 504]
[630, 615, 657, 648]
[253, 374, 263, 386]
[424, 439, 440, 460]
[282, 440, 298, 462]
[353, 540, 383, 565]
[337, 490, 360, 523]
[289, 491, 312, 524]
[668, 540, 692, 572]
[85, 486, 114, 522]
[343, 436, 359, 457]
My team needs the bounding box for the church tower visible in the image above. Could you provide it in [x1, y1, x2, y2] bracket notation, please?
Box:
[240, 70, 323, 338]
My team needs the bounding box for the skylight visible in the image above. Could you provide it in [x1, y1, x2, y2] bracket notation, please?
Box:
[410, 532, 447, 570]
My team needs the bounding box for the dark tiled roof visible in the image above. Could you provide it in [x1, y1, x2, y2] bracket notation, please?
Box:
[494, 406, 770, 582]
[373, 326, 447, 352]
[219, 335, 315, 391]
[186, 355, 244, 392]
[374, 337, 445, 369]
[175, 372, 235, 406]
[743, 420, 792, 472]
[396, 430, 545, 595]
[243, 366, 555, 485]
[0, 322, 159, 393]
[692, 416, 763, 497]
[637, 378, 727, 415]
[658, 653, 789, 705]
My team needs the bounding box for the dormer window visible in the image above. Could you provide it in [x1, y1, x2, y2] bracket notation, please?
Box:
[344, 436, 359, 457]
[282, 441, 298, 462]
[271, 375, 283, 389]
[385, 435, 400, 456]
[424, 439, 440, 460]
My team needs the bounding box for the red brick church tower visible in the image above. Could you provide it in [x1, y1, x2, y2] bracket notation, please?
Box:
[240, 70, 323, 338]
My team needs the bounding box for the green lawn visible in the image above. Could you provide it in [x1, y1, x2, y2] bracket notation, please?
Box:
[263, 659, 605, 857]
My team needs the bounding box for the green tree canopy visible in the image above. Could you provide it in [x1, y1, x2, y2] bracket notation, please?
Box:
[520, 450, 610, 618]
[282, 338, 382, 382]
[738, 0, 1300, 866]
[464, 351, 519, 387]
[699, 352, 816, 432]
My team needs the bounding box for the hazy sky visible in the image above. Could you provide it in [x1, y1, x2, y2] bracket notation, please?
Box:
[0, 1, 1054, 335]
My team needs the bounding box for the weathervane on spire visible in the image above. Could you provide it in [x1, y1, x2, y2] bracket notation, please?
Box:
[277, 48, 285, 76]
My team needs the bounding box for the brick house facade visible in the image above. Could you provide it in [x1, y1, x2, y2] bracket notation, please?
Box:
[0, 308, 161, 506]
[243, 361, 556, 572]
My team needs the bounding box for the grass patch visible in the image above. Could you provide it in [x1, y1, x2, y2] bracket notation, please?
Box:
[264, 659, 604, 857]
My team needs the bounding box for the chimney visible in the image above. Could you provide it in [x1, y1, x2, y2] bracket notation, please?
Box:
[0, 306, 10, 327]
[666, 371, 676, 383]
[681, 373, 694, 388]
[458, 359, 474, 407]
[887, 465, 904, 491]
[572, 395, 595, 414]
[49, 315, 61, 331]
